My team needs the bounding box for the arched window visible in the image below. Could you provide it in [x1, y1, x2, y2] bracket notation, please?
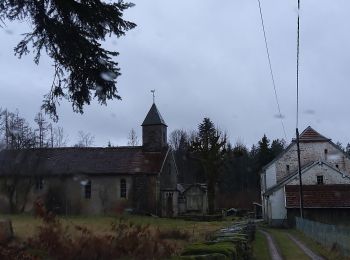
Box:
[120, 179, 127, 198]
[85, 180, 91, 199]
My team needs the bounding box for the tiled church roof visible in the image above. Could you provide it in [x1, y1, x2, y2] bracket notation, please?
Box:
[0, 147, 167, 177]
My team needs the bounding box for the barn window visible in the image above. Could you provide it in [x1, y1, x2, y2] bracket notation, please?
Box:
[85, 180, 91, 199]
[324, 149, 328, 154]
[286, 165, 290, 172]
[317, 176, 324, 185]
[35, 177, 44, 190]
[120, 179, 127, 198]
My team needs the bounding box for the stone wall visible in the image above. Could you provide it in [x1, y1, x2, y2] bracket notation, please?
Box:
[275, 142, 350, 182]
[142, 125, 167, 151]
[0, 175, 136, 215]
[288, 163, 350, 185]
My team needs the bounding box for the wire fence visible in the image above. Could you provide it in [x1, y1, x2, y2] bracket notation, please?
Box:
[296, 217, 350, 256]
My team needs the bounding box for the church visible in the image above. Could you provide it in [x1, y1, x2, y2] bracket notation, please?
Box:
[0, 103, 180, 216]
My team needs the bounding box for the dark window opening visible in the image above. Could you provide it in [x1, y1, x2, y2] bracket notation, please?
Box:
[286, 165, 290, 172]
[35, 177, 44, 190]
[317, 176, 324, 185]
[336, 164, 339, 169]
[85, 180, 91, 199]
[324, 149, 328, 154]
[168, 163, 171, 175]
[120, 179, 127, 198]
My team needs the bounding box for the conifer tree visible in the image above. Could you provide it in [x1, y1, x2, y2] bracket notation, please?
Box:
[0, 1, 136, 120]
[190, 118, 227, 214]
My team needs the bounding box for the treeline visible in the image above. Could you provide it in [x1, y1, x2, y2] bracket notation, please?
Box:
[0, 108, 69, 150]
[0, 108, 96, 150]
[169, 118, 286, 210]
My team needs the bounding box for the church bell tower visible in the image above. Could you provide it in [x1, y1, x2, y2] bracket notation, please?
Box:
[142, 103, 168, 151]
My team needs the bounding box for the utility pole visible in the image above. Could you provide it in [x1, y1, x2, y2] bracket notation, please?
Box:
[296, 128, 304, 218]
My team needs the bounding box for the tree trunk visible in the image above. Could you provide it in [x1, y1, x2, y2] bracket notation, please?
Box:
[207, 177, 216, 215]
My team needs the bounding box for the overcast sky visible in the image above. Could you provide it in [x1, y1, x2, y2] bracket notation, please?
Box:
[1, 0, 350, 148]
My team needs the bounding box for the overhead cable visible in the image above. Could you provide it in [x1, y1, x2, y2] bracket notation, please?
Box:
[257, 0, 288, 140]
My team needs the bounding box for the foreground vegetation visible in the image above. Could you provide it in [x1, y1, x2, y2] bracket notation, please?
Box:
[0, 202, 238, 259]
[1, 213, 233, 242]
[252, 231, 270, 260]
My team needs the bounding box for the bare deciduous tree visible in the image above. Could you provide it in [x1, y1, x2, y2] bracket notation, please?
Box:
[169, 129, 188, 151]
[34, 112, 49, 148]
[53, 126, 69, 147]
[127, 129, 139, 146]
[76, 131, 95, 147]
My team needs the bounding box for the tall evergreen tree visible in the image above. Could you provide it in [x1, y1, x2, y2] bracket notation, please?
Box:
[190, 118, 227, 214]
[257, 134, 273, 167]
[270, 138, 286, 157]
[0, 1, 136, 120]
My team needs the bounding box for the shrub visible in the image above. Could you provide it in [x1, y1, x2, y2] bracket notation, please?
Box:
[181, 242, 236, 258]
[0, 199, 176, 259]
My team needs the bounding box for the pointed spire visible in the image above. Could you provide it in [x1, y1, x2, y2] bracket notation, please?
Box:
[142, 103, 167, 126]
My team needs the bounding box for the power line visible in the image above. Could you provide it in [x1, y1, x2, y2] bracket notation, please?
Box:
[257, 0, 288, 140]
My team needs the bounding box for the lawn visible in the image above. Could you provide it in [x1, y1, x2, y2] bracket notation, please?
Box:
[0, 213, 234, 243]
[266, 228, 309, 260]
[252, 231, 270, 260]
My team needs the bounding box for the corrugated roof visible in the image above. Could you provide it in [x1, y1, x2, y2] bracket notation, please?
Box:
[142, 103, 167, 126]
[286, 184, 350, 208]
[0, 147, 167, 176]
[298, 126, 331, 142]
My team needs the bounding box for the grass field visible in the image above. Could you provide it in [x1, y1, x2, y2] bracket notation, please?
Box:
[0, 214, 234, 242]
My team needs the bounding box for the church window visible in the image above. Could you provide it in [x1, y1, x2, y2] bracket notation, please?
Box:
[35, 177, 44, 190]
[120, 179, 127, 198]
[85, 180, 91, 199]
[317, 176, 324, 185]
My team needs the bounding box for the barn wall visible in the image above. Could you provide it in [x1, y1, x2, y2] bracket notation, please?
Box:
[288, 163, 350, 185]
[275, 142, 350, 182]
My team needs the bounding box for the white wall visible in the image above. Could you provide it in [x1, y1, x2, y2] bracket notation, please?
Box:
[265, 163, 277, 190]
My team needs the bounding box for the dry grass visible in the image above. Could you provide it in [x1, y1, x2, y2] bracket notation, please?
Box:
[0, 213, 233, 251]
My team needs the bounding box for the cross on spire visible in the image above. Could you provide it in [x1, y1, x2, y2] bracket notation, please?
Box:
[151, 89, 155, 104]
